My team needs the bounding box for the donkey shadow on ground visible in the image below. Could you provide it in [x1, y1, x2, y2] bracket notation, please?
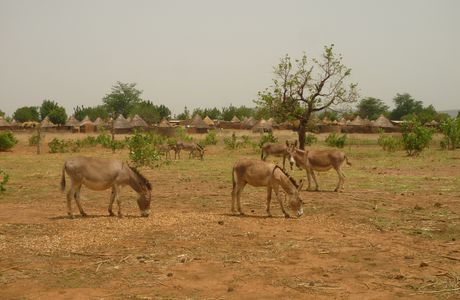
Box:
[49, 214, 145, 220]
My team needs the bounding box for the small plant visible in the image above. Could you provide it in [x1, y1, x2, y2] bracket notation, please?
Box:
[258, 132, 278, 148]
[378, 130, 402, 152]
[202, 131, 218, 146]
[48, 138, 66, 153]
[96, 131, 113, 148]
[127, 131, 162, 168]
[325, 133, 347, 148]
[28, 133, 40, 146]
[439, 117, 460, 150]
[81, 136, 98, 147]
[305, 133, 318, 146]
[0, 131, 18, 151]
[401, 121, 433, 156]
[0, 169, 9, 193]
[223, 133, 241, 149]
[175, 127, 193, 142]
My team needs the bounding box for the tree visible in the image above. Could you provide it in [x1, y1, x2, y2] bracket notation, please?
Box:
[0, 110, 5, 118]
[357, 97, 389, 120]
[192, 107, 222, 120]
[73, 105, 109, 121]
[103, 82, 143, 117]
[176, 106, 190, 120]
[129, 101, 171, 124]
[255, 45, 358, 149]
[221, 105, 255, 121]
[47, 106, 67, 125]
[40, 99, 59, 120]
[390, 93, 423, 120]
[317, 110, 339, 121]
[13, 106, 40, 122]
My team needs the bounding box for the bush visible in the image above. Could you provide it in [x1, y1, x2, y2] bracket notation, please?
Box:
[175, 127, 193, 142]
[401, 121, 433, 156]
[258, 132, 278, 148]
[378, 132, 402, 152]
[127, 131, 162, 168]
[96, 131, 112, 148]
[202, 131, 218, 146]
[81, 136, 98, 147]
[305, 133, 318, 146]
[0, 169, 9, 193]
[0, 131, 18, 151]
[325, 133, 347, 148]
[439, 117, 460, 150]
[48, 138, 67, 153]
[29, 133, 40, 146]
[223, 133, 241, 149]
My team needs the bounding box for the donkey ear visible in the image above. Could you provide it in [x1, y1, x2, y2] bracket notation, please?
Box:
[294, 140, 298, 147]
[298, 179, 304, 191]
[285, 140, 289, 147]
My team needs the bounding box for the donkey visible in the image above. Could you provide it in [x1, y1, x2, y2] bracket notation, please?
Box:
[61, 156, 152, 218]
[260, 141, 293, 170]
[231, 158, 304, 218]
[177, 141, 205, 160]
[287, 142, 351, 192]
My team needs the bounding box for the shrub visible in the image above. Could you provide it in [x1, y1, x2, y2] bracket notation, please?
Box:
[81, 136, 98, 147]
[305, 133, 318, 146]
[401, 121, 433, 156]
[175, 127, 193, 142]
[202, 131, 218, 146]
[325, 133, 347, 148]
[258, 132, 278, 148]
[29, 133, 40, 146]
[0, 131, 18, 151]
[96, 131, 112, 148]
[127, 131, 162, 168]
[223, 133, 241, 149]
[0, 169, 9, 193]
[439, 117, 460, 150]
[48, 138, 67, 153]
[378, 133, 402, 152]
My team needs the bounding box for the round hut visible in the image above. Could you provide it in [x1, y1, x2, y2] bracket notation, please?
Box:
[130, 114, 149, 131]
[64, 116, 81, 133]
[93, 117, 108, 132]
[188, 115, 209, 134]
[40, 116, 57, 132]
[0, 117, 12, 131]
[155, 118, 175, 137]
[113, 115, 132, 134]
[252, 119, 273, 133]
[371, 114, 396, 132]
[203, 116, 215, 128]
[79, 116, 95, 133]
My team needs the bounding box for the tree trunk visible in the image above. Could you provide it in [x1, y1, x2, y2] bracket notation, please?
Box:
[36, 125, 41, 154]
[298, 122, 307, 150]
[111, 113, 116, 154]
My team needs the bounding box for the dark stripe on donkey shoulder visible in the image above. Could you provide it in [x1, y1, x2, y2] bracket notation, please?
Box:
[128, 165, 152, 191]
[272, 165, 299, 188]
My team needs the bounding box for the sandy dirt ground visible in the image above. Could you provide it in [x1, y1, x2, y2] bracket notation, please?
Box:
[0, 131, 459, 299]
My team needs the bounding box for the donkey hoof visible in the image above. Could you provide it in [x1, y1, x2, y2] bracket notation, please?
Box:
[117, 213, 124, 218]
[284, 214, 291, 219]
[239, 211, 245, 216]
[81, 212, 88, 217]
[68, 214, 74, 219]
[108, 211, 115, 217]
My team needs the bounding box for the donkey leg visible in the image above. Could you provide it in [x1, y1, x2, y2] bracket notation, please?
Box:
[274, 186, 290, 218]
[310, 170, 320, 191]
[108, 187, 116, 216]
[74, 184, 87, 217]
[114, 186, 123, 218]
[236, 183, 246, 215]
[66, 185, 75, 219]
[231, 185, 237, 214]
[334, 167, 342, 192]
[306, 170, 313, 191]
[266, 187, 273, 217]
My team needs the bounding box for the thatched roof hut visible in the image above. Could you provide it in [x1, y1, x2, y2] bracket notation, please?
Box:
[231, 115, 241, 123]
[65, 116, 80, 127]
[159, 118, 172, 127]
[130, 114, 149, 129]
[242, 116, 257, 129]
[349, 115, 366, 126]
[252, 119, 273, 133]
[113, 115, 132, 133]
[187, 114, 209, 133]
[0, 117, 11, 129]
[372, 114, 394, 128]
[203, 116, 215, 127]
[41, 117, 57, 130]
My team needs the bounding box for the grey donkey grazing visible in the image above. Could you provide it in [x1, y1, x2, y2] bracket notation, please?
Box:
[231, 158, 304, 218]
[61, 156, 152, 218]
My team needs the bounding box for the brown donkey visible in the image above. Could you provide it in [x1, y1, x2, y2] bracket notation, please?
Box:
[287, 142, 351, 192]
[231, 158, 304, 218]
[260, 141, 293, 170]
[61, 156, 152, 218]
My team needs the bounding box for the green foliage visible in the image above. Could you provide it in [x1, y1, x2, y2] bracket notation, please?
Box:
[325, 133, 347, 148]
[192, 107, 222, 120]
[439, 117, 460, 150]
[103, 81, 143, 117]
[129, 101, 171, 124]
[40, 100, 59, 120]
[224, 133, 242, 149]
[13, 106, 40, 123]
[73, 105, 109, 121]
[0, 169, 9, 193]
[258, 132, 278, 148]
[305, 133, 318, 146]
[0, 110, 5, 118]
[202, 131, 218, 146]
[221, 105, 255, 121]
[317, 110, 339, 121]
[175, 127, 193, 142]
[47, 106, 67, 125]
[390, 93, 423, 121]
[357, 97, 389, 120]
[48, 138, 69, 153]
[378, 131, 402, 152]
[401, 121, 433, 156]
[28, 133, 39, 146]
[126, 131, 163, 168]
[0, 131, 18, 151]
[176, 106, 190, 120]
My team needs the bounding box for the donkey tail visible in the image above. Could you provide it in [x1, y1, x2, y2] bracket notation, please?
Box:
[345, 155, 352, 166]
[60, 164, 66, 192]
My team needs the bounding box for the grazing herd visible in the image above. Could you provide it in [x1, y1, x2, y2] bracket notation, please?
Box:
[61, 136, 350, 219]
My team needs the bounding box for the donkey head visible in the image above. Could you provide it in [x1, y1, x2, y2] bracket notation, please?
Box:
[130, 166, 152, 217]
[289, 178, 304, 217]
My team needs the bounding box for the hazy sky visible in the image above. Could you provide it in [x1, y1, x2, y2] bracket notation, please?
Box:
[1, 0, 459, 116]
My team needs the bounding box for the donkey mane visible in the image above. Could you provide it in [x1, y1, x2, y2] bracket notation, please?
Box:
[128, 165, 152, 191]
[273, 165, 299, 188]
